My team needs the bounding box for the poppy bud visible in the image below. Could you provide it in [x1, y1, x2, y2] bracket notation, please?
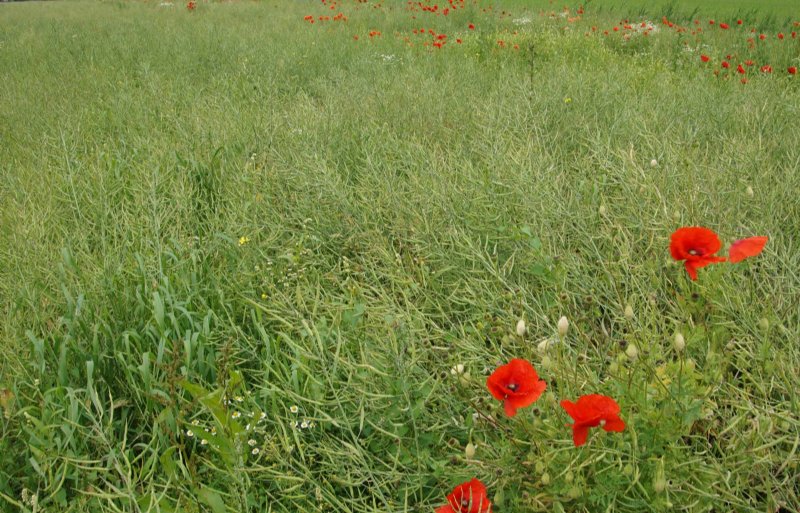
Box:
[674, 332, 685, 352]
[537, 339, 549, 353]
[567, 486, 582, 499]
[516, 319, 527, 337]
[565, 471, 574, 483]
[541, 356, 552, 370]
[654, 477, 667, 493]
[625, 344, 639, 360]
[534, 461, 546, 473]
[557, 316, 569, 337]
[451, 364, 465, 375]
[650, 159, 658, 167]
[609, 361, 619, 373]
[759, 318, 770, 330]
[746, 185, 754, 197]
[465, 442, 477, 458]
[672, 211, 681, 221]
[541, 472, 551, 485]
[624, 304, 634, 321]
[598, 205, 607, 215]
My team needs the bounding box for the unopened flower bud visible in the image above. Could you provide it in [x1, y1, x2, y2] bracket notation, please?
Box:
[598, 205, 607, 216]
[609, 361, 619, 373]
[534, 461, 546, 474]
[557, 316, 569, 337]
[465, 443, 476, 458]
[650, 159, 658, 167]
[746, 185, 754, 197]
[516, 319, 527, 337]
[624, 304, 634, 321]
[565, 471, 574, 483]
[758, 318, 770, 331]
[673, 332, 685, 352]
[541, 356, 552, 370]
[541, 472, 551, 485]
[625, 344, 639, 360]
[672, 211, 681, 221]
[450, 364, 465, 375]
[567, 486, 582, 499]
[653, 477, 667, 493]
[537, 339, 550, 353]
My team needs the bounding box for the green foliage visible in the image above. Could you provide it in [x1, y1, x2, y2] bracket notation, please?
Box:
[1, 0, 799, 512]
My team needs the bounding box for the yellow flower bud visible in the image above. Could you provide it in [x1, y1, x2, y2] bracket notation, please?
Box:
[557, 316, 569, 337]
[673, 332, 685, 352]
[516, 319, 527, 337]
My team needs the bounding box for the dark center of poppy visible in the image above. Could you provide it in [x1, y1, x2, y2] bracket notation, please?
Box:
[461, 499, 470, 507]
[688, 249, 699, 256]
[507, 383, 518, 391]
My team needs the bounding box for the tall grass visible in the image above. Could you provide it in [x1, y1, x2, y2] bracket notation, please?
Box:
[1, 1, 799, 511]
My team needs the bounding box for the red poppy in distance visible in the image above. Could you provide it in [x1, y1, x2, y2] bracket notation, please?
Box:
[436, 478, 492, 513]
[737, 64, 746, 74]
[670, 227, 727, 280]
[722, 61, 730, 69]
[486, 359, 546, 417]
[729, 236, 768, 263]
[700, 54, 710, 62]
[561, 394, 625, 447]
[790, 66, 798, 75]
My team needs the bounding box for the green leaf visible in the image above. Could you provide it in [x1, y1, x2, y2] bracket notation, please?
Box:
[197, 486, 227, 513]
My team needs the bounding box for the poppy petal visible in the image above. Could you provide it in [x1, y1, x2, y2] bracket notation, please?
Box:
[504, 401, 518, 417]
[572, 425, 591, 446]
[560, 400, 580, 420]
[602, 416, 626, 432]
[729, 236, 768, 263]
[684, 261, 699, 280]
[436, 506, 456, 513]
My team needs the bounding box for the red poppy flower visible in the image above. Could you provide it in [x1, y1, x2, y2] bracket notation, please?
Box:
[789, 66, 798, 75]
[486, 359, 546, 417]
[745, 60, 755, 66]
[721, 61, 730, 69]
[468, 23, 475, 30]
[186, 1, 196, 10]
[760, 65, 772, 73]
[560, 394, 625, 447]
[737, 19, 743, 25]
[729, 236, 768, 263]
[669, 227, 727, 281]
[436, 478, 492, 513]
[700, 54, 710, 63]
[778, 33, 785, 39]
[759, 33, 766, 40]
[737, 64, 746, 74]
[719, 22, 729, 29]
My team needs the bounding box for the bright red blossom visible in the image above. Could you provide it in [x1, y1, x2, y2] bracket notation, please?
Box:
[789, 66, 798, 75]
[669, 227, 727, 280]
[486, 359, 546, 417]
[722, 61, 730, 69]
[729, 236, 768, 263]
[561, 394, 625, 447]
[700, 54, 710, 63]
[436, 479, 492, 513]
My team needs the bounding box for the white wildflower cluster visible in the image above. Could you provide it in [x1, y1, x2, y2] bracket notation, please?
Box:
[513, 17, 532, 25]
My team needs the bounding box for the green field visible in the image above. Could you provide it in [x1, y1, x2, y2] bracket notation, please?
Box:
[1, 0, 799, 511]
